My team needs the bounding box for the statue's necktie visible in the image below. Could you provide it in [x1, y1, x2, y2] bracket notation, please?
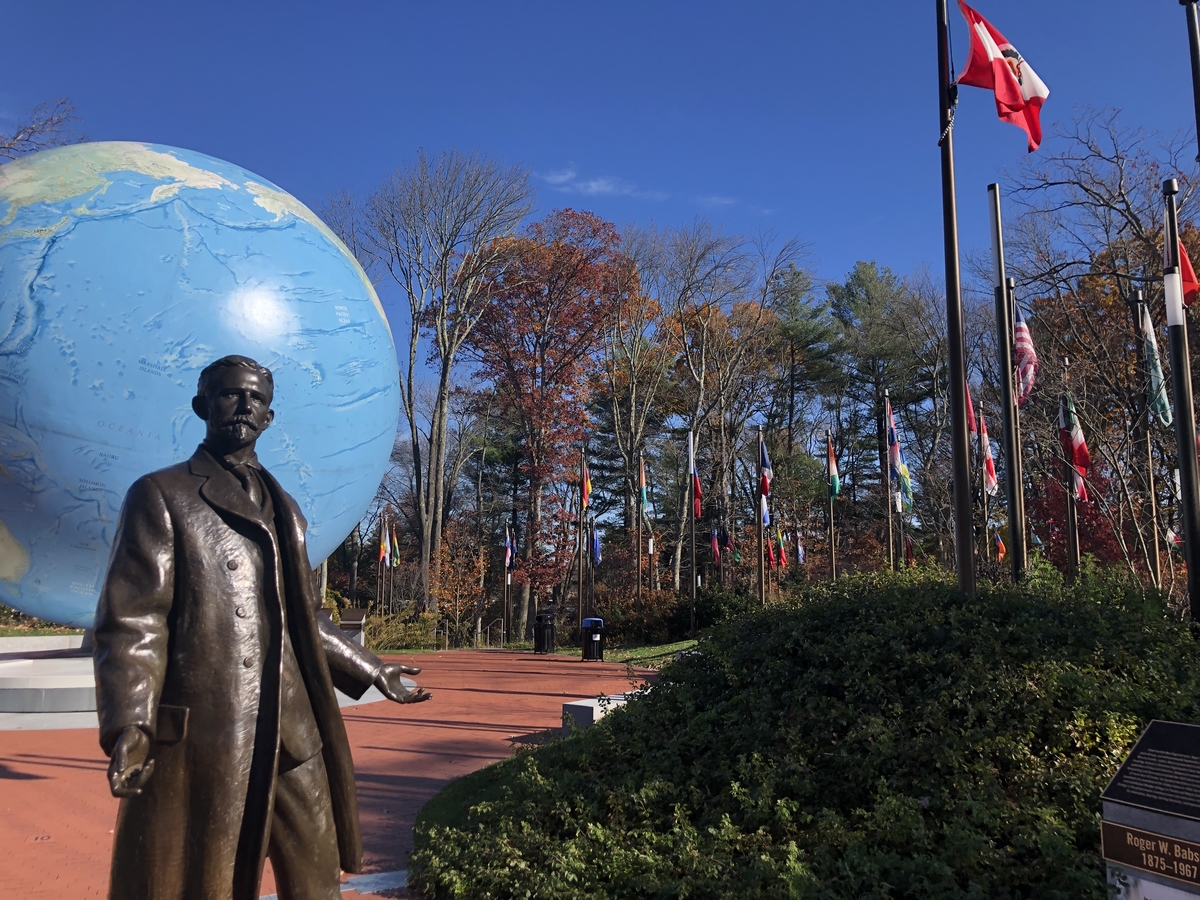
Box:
[231, 463, 263, 509]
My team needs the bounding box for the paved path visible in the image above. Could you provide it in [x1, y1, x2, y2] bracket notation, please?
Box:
[0, 650, 649, 899]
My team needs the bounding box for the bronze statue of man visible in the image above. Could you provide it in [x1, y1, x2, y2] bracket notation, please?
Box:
[93, 354, 430, 900]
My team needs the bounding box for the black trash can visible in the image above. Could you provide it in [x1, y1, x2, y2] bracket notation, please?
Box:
[581, 617, 605, 661]
[533, 612, 555, 654]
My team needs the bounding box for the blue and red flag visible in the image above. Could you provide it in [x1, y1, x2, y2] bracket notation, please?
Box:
[689, 431, 703, 520]
[759, 436, 773, 526]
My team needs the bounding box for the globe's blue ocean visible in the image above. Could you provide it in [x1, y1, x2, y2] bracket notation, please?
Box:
[0, 142, 398, 627]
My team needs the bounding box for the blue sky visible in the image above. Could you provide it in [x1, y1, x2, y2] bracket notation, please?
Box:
[3, 1, 1195, 289]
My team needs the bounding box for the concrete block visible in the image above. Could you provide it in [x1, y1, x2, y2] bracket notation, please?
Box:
[562, 694, 626, 734]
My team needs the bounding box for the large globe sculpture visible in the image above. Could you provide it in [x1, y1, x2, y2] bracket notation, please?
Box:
[0, 142, 398, 627]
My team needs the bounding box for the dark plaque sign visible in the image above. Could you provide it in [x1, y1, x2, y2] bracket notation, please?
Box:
[1102, 821, 1200, 887]
[1102, 721, 1200, 821]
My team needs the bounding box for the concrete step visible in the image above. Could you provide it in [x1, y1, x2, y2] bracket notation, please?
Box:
[0, 657, 95, 712]
[0, 634, 85, 653]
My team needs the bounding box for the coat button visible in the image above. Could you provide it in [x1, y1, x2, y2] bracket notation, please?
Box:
[227, 560, 239, 570]
[236, 607, 247, 618]
[243, 656, 254, 668]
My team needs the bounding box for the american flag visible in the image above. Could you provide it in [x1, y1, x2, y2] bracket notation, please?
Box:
[1014, 305, 1039, 407]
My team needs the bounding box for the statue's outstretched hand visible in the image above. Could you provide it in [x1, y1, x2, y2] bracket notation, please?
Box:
[374, 663, 431, 704]
[108, 726, 155, 797]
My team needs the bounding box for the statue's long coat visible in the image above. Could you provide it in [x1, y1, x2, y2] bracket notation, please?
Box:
[94, 446, 379, 900]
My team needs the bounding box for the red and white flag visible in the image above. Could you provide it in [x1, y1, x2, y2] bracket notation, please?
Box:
[688, 431, 703, 520]
[956, 1, 1050, 152]
[1183, 242, 1200, 306]
[1058, 393, 1091, 503]
[1013, 305, 1039, 406]
[1161, 219, 1200, 309]
[981, 412, 998, 496]
[966, 381, 977, 434]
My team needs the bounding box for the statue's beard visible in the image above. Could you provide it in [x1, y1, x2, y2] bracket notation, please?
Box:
[215, 416, 260, 446]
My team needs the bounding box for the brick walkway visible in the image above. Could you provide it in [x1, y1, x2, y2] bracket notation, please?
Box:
[0, 650, 649, 899]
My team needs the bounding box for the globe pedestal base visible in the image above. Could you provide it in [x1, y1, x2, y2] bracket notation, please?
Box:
[0, 635, 402, 728]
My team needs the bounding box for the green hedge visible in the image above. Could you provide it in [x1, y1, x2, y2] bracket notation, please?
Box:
[410, 568, 1200, 899]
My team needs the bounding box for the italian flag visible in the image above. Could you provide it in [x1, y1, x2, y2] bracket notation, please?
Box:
[827, 435, 841, 498]
[1058, 393, 1091, 503]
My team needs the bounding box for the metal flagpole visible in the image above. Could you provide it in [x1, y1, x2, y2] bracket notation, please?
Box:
[757, 427, 766, 606]
[578, 447, 586, 631]
[1183, 2, 1200, 153]
[1007, 278, 1028, 561]
[988, 184, 1027, 581]
[688, 430, 698, 638]
[827, 428, 837, 580]
[1061, 360, 1081, 583]
[503, 523, 511, 649]
[936, 0, 977, 598]
[588, 516, 595, 620]
[1132, 292, 1163, 589]
[649, 472, 659, 592]
[884, 390, 895, 571]
[979, 405, 989, 562]
[1163, 179, 1200, 616]
[637, 452, 644, 610]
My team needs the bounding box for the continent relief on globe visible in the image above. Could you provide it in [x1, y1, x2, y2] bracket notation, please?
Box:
[0, 142, 399, 627]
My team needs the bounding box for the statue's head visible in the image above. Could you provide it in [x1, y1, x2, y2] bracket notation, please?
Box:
[192, 355, 275, 454]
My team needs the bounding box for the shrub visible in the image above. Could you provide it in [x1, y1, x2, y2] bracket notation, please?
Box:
[410, 569, 1200, 899]
[365, 611, 437, 651]
[0, 603, 79, 634]
[591, 588, 684, 644]
[669, 583, 761, 636]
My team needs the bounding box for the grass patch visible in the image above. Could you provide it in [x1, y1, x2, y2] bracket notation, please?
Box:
[543, 639, 696, 666]
[384, 638, 698, 666]
[0, 626, 85, 637]
[574, 639, 697, 667]
[415, 756, 525, 843]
